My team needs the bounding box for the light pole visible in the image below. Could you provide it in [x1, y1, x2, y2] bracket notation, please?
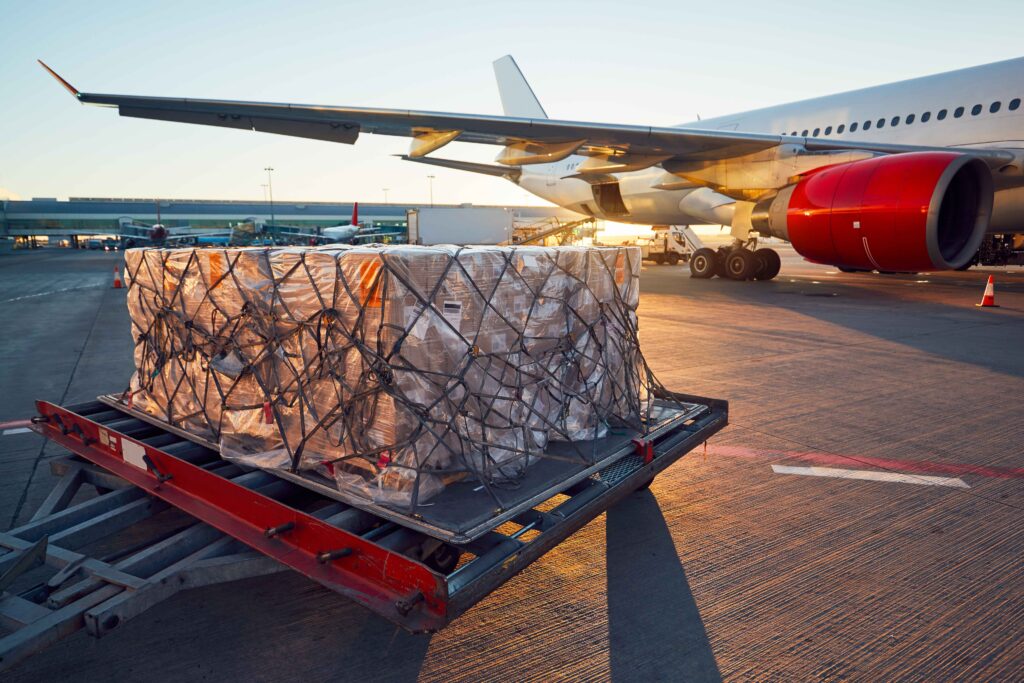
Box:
[260, 184, 269, 202]
[427, 175, 435, 208]
[264, 167, 275, 224]
[382, 187, 389, 204]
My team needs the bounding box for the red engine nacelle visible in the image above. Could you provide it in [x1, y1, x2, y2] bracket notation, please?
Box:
[752, 152, 993, 271]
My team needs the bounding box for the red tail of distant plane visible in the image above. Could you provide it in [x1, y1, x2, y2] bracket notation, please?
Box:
[351, 202, 359, 228]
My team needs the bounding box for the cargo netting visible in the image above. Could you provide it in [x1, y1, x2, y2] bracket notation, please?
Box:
[122, 244, 672, 512]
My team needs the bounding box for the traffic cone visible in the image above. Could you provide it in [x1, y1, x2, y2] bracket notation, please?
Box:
[112, 265, 123, 289]
[976, 275, 997, 307]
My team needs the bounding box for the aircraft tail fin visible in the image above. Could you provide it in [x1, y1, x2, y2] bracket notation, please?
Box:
[493, 56, 547, 119]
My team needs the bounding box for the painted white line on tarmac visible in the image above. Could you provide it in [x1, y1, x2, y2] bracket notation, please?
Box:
[0, 283, 105, 304]
[771, 464, 970, 488]
[3, 428, 32, 436]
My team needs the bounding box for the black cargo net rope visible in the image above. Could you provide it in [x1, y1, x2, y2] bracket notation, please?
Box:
[122, 245, 676, 512]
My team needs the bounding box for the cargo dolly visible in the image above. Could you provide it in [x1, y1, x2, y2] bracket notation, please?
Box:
[0, 391, 726, 672]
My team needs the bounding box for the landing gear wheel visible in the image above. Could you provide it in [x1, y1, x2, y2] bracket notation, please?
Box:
[714, 249, 731, 278]
[753, 248, 781, 280]
[689, 248, 717, 278]
[725, 249, 757, 280]
[423, 543, 462, 574]
[666, 252, 680, 266]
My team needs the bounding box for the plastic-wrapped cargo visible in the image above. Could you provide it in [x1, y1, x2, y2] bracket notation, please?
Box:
[123, 244, 649, 510]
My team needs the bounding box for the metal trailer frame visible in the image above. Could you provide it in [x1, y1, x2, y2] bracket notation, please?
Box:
[96, 394, 711, 545]
[0, 392, 726, 673]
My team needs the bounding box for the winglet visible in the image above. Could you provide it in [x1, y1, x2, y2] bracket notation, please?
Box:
[38, 60, 81, 99]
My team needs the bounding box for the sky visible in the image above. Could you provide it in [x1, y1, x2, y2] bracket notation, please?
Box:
[1, 0, 1023, 208]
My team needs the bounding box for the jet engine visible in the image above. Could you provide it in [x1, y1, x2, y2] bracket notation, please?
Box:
[751, 152, 993, 271]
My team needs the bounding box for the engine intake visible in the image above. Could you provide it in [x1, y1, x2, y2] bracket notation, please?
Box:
[752, 152, 993, 271]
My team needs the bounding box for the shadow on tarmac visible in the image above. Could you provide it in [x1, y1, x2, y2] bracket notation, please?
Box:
[606, 489, 722, 682]
[658, 271, 1024, 379]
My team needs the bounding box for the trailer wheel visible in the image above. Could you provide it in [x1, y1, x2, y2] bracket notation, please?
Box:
[424, 543, 462, 575]
[666, 252, 680, 266]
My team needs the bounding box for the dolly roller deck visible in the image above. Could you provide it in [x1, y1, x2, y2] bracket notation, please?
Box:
[0, 391, 725, 671]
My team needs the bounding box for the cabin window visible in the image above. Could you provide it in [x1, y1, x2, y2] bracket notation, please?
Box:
[990, 101, 1001, 113]
[1010, 98, 1021, 110]
[906, 113, 915, 124]
[921, 112, 931, 122]
[938, 109, 948, 120]
[971, 104, 982, 116]
[876, 118, 885, 128]
[791, 131, 797, 136]
[837, 124, 845, 134]
[891, 116, 900, 126]
[813, 127, 820, 136]
[863, 120, 871, 130]
[801, 129, 808, 136]
[850, 122, 859, 132]
[824, 125, 833, 135]
[954, 106, 965, 118]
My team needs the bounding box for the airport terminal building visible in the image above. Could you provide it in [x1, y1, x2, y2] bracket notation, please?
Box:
[0, 197, 575, 247]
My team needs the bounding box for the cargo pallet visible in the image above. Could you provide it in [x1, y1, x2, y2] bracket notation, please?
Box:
[0, 393, 726, 672]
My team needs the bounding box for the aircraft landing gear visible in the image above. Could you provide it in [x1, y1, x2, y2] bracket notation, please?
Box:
[689, 248, 717, 278]
[689, 245, 781, 281]
[753, 248, 781, 280]
[724, 248, 757, 280]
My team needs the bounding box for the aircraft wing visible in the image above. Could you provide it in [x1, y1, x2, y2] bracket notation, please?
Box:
[40, 61, 1015, 167]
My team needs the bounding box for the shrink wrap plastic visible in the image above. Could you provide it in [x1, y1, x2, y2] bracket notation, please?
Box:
[124, 244, 649, 510]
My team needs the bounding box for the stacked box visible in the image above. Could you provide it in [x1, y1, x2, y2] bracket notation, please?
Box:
[124, 244, 644, 510]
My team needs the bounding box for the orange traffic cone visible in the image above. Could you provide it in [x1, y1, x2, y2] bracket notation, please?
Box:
[112, 265, 123, 289]
[976, 275, 997, 307]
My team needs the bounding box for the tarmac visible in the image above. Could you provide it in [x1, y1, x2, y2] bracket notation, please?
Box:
[1, 245, 1022, 681]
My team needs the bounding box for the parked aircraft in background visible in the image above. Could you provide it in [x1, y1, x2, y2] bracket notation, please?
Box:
[39, 56, 1024, 279]
[318, 202, 362, 243]
[117, 204, 383, 248]
[269, 203, 405, 245]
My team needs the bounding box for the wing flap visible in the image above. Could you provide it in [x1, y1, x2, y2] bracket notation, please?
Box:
[252, 117, 359, 144]
[119, 104, 361, 143]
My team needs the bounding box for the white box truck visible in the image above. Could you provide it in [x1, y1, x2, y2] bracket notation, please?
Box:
[406, 207, 513, 245]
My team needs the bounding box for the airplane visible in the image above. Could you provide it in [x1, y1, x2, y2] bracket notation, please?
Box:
[119, 219, 235, 248]
[38, 56, 1024, 280]
[266, 202, 405, 244]
[319, 202, 362, 243]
